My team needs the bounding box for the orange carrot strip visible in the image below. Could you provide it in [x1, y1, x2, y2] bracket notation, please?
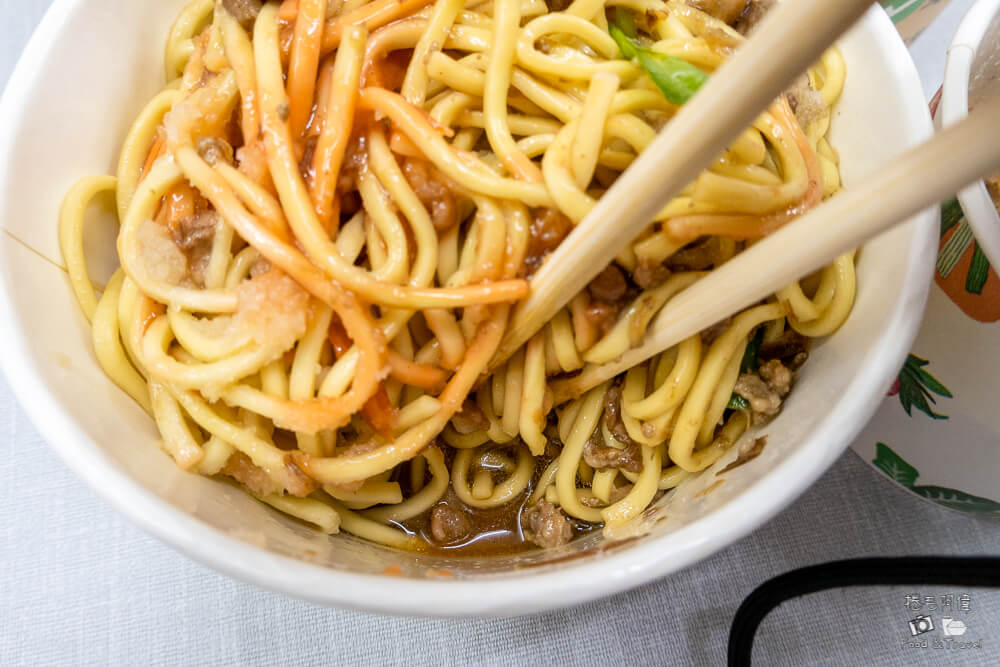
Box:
[287, 0, 327, 139]
[386, 350, 449, 394]
[139, 132, 166, 183]
[328, 316, 396, 438]
[362, 385, 396, 439]
[319, 0, 433, 54]
[310, 26, 365, 230]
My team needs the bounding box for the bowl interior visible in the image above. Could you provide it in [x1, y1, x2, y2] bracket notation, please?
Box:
[0, 1, 935, 615]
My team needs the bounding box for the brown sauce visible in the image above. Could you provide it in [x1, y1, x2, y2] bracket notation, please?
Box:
[390, 444, 598, 557]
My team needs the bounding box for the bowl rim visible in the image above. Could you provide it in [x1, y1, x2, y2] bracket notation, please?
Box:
[940, 0, 1000, 267]
[0, 0, 937, 617]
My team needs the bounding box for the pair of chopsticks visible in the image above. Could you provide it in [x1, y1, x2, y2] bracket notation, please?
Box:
[491, 0, 1000, 397]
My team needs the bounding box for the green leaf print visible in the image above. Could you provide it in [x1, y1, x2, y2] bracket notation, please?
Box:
[966, 243, 990, 294]
[940, 197, 964, 238]
[872, 444, 1000, 516]
[893, 354, 952, 420]
[880, 0, 939, 24]
[873, 442, 918, 488]
[912, 486, 1000, 515]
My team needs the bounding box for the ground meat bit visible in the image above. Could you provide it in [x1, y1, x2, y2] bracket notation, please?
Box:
[544, 438, 561, 458]
[222, 0, 263, 29]
[222, 453, 280, 497]
[759, 330, 808, 365]
[172, 211, 218, 251]
[759, 358, 792, 396]
[523, 500, 574, 549]
[402, 158, 458, 232]
[786, 76, 826, 131]
[584, 433, 643, 474]
[733, 374, 782, 418]
[525, 208, 573, 276]
[173, 212, 218, 287]
[430, 504, 472, 544]
[451, 399, 489, 435]
[603, 384, 639, 448]
[686, 0, 748, 25]
[588, 264, 628, 303]
[734, 0, 775, 34]
[633, 260, 671, 289]
[734, 358, 794, 421]
[669, 237, 724, 271]
[545, 0, 573, 11]
[584, 300, 619, 337]
[196, 136, 234, 166]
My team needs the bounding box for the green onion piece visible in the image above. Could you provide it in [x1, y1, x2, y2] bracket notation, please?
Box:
[727, 394, 750, 411]
[609, 23, 638, 60]
[616, 9, 637, 38]
[635, 50, 709, 105]
[740, 327, 765, 373]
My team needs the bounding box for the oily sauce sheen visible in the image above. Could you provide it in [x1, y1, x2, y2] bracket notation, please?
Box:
[393, 444, 597, 556]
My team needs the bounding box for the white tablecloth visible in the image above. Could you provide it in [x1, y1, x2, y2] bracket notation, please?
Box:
[1, 1, 997, 664]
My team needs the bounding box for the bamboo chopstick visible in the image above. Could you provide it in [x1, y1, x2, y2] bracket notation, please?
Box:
[551, 95, 1000, 401]
[491, 0, 877, 367]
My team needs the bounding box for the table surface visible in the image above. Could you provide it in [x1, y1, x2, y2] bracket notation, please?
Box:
[2, 1, 998, 665]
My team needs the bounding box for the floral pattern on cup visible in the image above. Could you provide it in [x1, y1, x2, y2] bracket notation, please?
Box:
[873, 443, 1000, 515]
[853, 27, 1000, 517]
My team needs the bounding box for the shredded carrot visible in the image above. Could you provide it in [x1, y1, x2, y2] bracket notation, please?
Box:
[328, 316, 397, 437]
[363, 385, 396, 439]
[327, 314, 352, 356]
[386, 350, 449, 393]
[331, 311, 448, 393]
[287, 0, 328, 139]
[309, 29, 366, 231]
[319, 0, 433, 54]
[139, 132, 166, 183]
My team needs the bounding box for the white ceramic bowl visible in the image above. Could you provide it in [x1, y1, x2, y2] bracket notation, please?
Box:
[0, 1, 936, 617]
[941, 0, 1000, 266]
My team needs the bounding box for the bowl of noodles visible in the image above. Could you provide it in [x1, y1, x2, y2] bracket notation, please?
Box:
[0, 0, 936, 615]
